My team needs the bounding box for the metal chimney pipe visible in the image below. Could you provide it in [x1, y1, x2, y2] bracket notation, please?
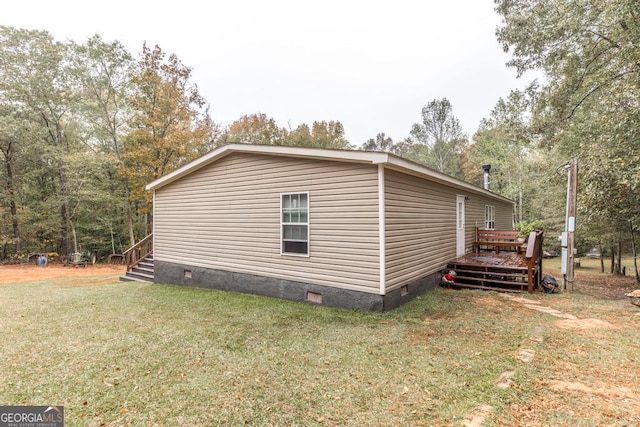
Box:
[482, 164, 491, 191]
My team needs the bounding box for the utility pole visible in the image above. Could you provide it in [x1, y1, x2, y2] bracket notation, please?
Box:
[562, 158, 578, 291]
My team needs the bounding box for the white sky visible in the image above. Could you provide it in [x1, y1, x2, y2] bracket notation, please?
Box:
[2, 0, 536, 147]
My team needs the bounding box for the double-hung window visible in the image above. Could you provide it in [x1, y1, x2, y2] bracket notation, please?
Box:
[485, 205, 496, 230]
[281, 193, 309, 255]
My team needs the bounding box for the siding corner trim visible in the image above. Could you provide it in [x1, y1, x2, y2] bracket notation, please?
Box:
[378, 164, 386, 295]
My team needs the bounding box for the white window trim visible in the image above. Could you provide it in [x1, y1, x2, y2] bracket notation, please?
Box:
[280, 192, 310, 257]
[485, 205, 496, 230]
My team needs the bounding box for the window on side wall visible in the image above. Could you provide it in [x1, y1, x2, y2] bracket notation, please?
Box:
[485, 205, 496, 230]
[281, 192, 309, 256]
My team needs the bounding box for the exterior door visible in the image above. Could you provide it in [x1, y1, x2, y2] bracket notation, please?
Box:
[456, 195, 466, 256]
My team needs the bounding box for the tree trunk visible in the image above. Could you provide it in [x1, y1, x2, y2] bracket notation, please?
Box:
[610, 245, 616, 274]
[109, 223, 116, 255]
[123, 177, 136, 248]
[631, 221, 639, 283]
[127, 202, 136, 247]
[599, 245, 605, 273]
[70, 221, 78, 254]
[7, 164, 20, 255]
[518, 153, 523, 224]
[617, 240, 623, 275]
[58, 165, 71, 256]
[2, 140, 20, 256]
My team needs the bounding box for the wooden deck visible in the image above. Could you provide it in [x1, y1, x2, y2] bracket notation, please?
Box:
[445, 230, 544, 293]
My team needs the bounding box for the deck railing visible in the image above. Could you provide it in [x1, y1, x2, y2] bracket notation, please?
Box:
[448, 228, 544, 293]
[124, 233, 153, 272]
[524, 229, 544, 292]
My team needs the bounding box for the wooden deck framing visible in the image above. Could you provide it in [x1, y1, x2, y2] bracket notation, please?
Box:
[446, 230, 544, 293]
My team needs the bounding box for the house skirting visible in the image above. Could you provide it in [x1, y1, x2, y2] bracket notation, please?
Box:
[154, 260, 441, 312]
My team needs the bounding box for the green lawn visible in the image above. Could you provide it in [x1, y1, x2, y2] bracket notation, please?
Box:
[1, 272, 638, 426]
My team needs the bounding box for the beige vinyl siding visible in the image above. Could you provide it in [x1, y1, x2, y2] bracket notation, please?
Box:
[465, 194, 513, 252]
[384, 170, 457, 291]
[465, 196, 515, 244]
[154, 153, 381, 293]
[495, 202, 514, 229]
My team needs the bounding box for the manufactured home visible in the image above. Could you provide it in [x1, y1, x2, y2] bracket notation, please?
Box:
[141, 144, 514, 311]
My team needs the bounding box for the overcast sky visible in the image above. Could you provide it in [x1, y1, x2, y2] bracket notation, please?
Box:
[2, 0, 536, 147]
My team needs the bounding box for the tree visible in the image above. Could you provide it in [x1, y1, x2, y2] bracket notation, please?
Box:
[0, 26, 86, 255]
[496, 0, 640, 275]
[72, 35, 137, 247]
[362, 133, 394, 152]
[409, 98, 467, 176]
[0, 105, 32, 256]
[462, 88, 540, 223]
[286, 120, 352, 149]
[495, 0, 639, 125]
[285, 123, 312, 147]
[0, 28, 221, 258]
[309, 121, 352, 149]
[123, 43, 214, 238]
[225, 113, 285, 145]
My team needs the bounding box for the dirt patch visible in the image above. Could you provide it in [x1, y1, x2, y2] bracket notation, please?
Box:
[554, 318, 615, 330]
[0, 264, 126, 284]
[498, 294, 542, 305]
[496, 371, 515, 389]
[574, 272, 638, 300]
[546, 379, 638, 402]
[523, 304, 578, 319]
[463, 404, 493, 427]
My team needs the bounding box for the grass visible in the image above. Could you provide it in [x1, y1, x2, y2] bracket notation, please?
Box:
[0, 270, 639, 426]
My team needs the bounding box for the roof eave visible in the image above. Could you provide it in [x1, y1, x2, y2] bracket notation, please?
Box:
[384, 155, 514, 205]
[145, 144, 513, 205]
[146, 144, 388, 191]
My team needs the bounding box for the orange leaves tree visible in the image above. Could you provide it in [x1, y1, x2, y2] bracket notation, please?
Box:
[122, 43, 213, 238]
[225, 114, 352, 149]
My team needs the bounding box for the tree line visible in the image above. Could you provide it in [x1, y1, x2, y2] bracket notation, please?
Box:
[1, 0, 638, 280]
[0, 28, 215, 259]
[0, 26, 359, 260]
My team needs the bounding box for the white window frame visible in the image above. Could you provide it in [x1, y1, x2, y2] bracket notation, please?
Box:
[485, 205, 496, 230]
[280, 192, 310, 257]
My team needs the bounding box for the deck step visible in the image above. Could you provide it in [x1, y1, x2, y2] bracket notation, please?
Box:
[446, 261, 532, 293]
[452, 277, 530, 291]
[445, 282, 526, 293]
[447, 262, 527, 272]
[448, 267, 528, 280]
[120, 256, 154, 283]
[120, 274, 153, 283]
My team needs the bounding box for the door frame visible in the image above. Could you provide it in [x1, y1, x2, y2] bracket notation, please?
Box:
[456, 195, 466, 256]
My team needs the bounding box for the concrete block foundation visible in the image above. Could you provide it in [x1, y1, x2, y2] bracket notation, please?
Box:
[154, 260, 440, 312]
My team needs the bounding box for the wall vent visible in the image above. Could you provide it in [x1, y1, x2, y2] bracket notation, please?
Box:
[306, 291, 323, 304]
